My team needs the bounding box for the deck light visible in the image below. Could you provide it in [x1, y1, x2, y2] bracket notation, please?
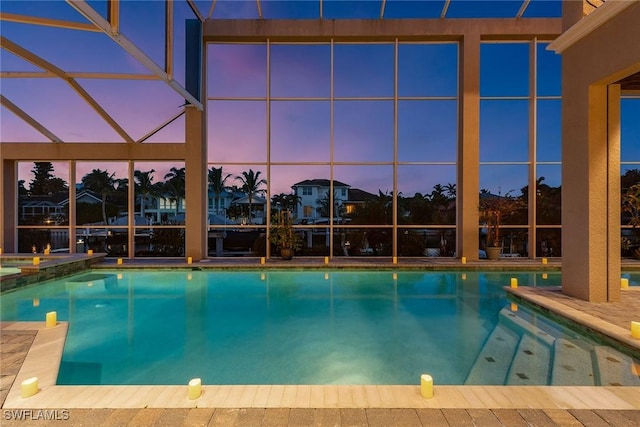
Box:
[511, 303, 518, 312]
[324, 256, 329, 265]
[260, 257, 265, 264]
[420, 374, 433, 398]
[621, 278, 629, 289]
[33, 257, 40, 266]
[21, 377, 39, 398]
[392, 256, 397, 264]
[461, 256, 466, 264]
[632, 321, 640, 339]
[117, 258, 123, 265]
[188, 378, 202, 399]
[87, 249, 93, 255]
[187, 256, 192, 264]
[541, 258, 548, 265]
[45, 311, 57, 328]
[510, 278, 518, 288]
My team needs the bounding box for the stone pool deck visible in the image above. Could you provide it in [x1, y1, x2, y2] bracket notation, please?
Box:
[1, 257, 640, 425]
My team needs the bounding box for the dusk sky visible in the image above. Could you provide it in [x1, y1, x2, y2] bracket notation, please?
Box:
[1, 0, 639, 197]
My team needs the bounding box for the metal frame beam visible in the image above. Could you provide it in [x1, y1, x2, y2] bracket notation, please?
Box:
[0, 13, 102, 32]
[0, 71, 159, 80]
[1, 36, 134, 142]
[136, 109, 185, 143]
[517, 0, 531, 19]
[66, 0, 203, 110]
[107, 0, 119, 32]
[441, 0, 451, 19]
[1, 94, 63, 143]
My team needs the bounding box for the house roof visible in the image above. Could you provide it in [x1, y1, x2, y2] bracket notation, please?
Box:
[292, 179, 350, 188]
[347, 188, 377, 202]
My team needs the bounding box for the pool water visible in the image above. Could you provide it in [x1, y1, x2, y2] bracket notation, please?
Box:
[1, 270, 638, 386]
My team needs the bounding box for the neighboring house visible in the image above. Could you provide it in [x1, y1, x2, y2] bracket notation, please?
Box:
[229, 193, 267, 225]
[208, 189, 234, 216]
[291, 179, 350, 222]
[19, 190, 102, 224]
[345, 188, 376, 216]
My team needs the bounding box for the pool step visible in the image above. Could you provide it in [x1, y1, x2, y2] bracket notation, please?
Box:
[464, 323, 519, 384]
[506, 334, 552, 385]
[498, 308, 556, 347]
[465, 307, 640, 386]
[594, 346, 640, 386]
[551, 338, 596, 385]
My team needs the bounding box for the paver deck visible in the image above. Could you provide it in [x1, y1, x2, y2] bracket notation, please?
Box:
[1, 257, 639, 425]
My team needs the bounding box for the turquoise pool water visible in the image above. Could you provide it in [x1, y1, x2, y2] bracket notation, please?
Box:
[1, 270, 638, 386]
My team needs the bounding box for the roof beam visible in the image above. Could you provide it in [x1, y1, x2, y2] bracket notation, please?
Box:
[137, 109, 185, 143]
[0, 71, 159, 80]
[441, 0, 451, 19]
[256, 0, 263, 19]
[517, 0, 531, 18]
[207, 0, 217, 19]
[1, 94, 64, 143]
[204, 18, 562, 42]
[1, 36, 135, 143]
[0, 71, 56, 78]
[0, 12, 102, 32]
[108, 0, 120, 33]
[166, 0, 174, 80]
[186, 0, 205, 22]
[66, 0, 203, 110]
[380, 0, 386, 19]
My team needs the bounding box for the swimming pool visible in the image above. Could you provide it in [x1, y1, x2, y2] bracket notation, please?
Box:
[0, 259, 32, 276]
[1, 270, 638, 386]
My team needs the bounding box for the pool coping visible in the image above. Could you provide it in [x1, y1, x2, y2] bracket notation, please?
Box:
[2, 301, 639, 410]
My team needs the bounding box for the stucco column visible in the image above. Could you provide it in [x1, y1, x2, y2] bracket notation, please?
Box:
[561, 82, 620, 302]
[606, 85, 621, 301]
[1, 160, 17, 252]
[184, 105, 207, 261]
[457, 32, 480, 260]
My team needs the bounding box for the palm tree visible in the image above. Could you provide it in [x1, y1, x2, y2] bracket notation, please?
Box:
[208, 166, 232, 215]
[271, 193, 301, 215]
[164, 167, 186, 220]
[135, 169, 162, 219]
[235, 169, 266, 224]
[81, 169, 116, 225]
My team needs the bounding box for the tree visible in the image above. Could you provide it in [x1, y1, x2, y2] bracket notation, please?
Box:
[235, 169, 266, 224]
[133, 169, 162, 218]
[164, 167, 186, 219]
[271, 193, 301, 215]
[81, 169, 116, 225]
[316, 190, 345, 220]
[135, 169, 162, 219]
[208, 166, 232, 215]
[29, 162, 67, 195]
[18, 180, 28, 196]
